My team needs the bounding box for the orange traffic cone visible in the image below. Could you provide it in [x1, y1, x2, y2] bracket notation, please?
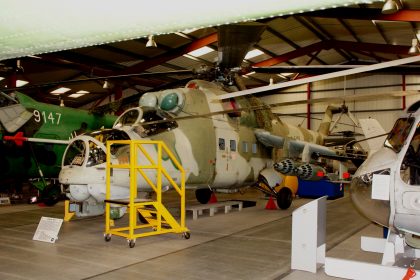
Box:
[209, 192, 218, 203]
[265, 196, 277, 210]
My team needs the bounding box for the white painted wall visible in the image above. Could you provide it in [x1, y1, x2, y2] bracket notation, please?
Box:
[260, 73, 420, 139]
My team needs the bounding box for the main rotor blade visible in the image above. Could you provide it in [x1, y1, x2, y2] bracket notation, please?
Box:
[253, 64, 420, 75]
[217, 55, 420, 100]
[138, 90, 419, 126]
[218, 22, 266, 69]
[2, 70, 194, 92]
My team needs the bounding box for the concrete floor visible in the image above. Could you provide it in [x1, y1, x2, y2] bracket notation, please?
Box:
[0, 189, 382, 280]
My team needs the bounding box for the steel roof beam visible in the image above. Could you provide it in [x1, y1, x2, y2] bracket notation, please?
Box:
[121, 33, 218, 74]
[294, 16, 353, 62]
[332, 40, 410, 55]
[253, 40, 411, 67]
[304, 8, 420, 22]
[252, 41, 331, 67]
[265, 26, 327, 65]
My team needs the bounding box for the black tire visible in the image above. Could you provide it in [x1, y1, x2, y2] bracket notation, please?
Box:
[129, 240, 135, 248]
[104, 234, 111, 242]
[41, 183, 62, 206]
[276, 187, 293, 210]
[183, 232, 191, 239]
[195, 188, 212, 204]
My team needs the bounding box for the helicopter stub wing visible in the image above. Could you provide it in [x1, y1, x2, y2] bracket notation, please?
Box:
[0, 103, 33, 133]
[255, 129, 336, 162]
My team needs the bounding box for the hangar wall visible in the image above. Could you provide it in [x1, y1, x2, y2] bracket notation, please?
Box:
[260, 73, 420, 137]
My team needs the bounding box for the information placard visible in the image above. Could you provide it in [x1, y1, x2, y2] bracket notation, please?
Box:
[33, 216, 63, 243]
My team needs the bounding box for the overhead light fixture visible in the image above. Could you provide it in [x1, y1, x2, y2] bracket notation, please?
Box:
[244, 49, 264, 60]
[146, 35, 157, 48]
[50, 87, 70, 95]
[16, 80, 29, 87]
[103, 80, 110, 89]
[69, 90, 89, 98]
[68, 93, 85, 98]
[186, 46, 213, 57]
[408, 38, 420, 54]
[0, 77, 4, 81]
[381, 0, 401, 14]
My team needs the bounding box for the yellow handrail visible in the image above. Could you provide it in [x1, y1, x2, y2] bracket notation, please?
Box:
[104, 140, 188, 247]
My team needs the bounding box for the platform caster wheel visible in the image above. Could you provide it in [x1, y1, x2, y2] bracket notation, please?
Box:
[128, 239, 136, 248]
[183, 232, 191, 239]
[104, 234, 111, 242]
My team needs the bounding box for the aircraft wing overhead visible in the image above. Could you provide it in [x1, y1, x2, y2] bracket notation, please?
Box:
[0, 104, 33, 133]
[0, 1, 380, 60]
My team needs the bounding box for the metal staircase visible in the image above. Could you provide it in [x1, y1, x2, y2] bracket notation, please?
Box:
[103, 140, 189, 248]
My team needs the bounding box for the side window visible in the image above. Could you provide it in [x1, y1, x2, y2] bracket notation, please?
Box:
[252, 143, 258, 154]
[219, 138, 225, 150]
[242, 141, 248, 153]
[230, 140, 236, 152]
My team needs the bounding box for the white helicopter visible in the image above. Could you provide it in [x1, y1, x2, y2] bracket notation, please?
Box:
[350, 99, 420, 248]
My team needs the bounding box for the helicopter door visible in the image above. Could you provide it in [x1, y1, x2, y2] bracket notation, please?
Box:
[213, 127, 240, 187]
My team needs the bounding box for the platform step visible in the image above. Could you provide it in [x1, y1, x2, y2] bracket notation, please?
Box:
[186, 201, 243, 220]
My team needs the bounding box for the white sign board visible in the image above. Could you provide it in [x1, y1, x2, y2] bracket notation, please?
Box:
[372, 174, 390, 201]
[33, 217, 63, 243]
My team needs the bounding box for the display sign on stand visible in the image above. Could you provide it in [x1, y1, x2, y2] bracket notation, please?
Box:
[33, 216, 63, 243]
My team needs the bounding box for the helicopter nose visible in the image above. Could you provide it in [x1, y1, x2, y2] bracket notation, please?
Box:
[350, 175, 390, 228]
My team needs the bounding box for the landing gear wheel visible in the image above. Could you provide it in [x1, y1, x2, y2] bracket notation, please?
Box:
[40, 183, 63, 206]
[195, 188, 212, 204]
[128, 239, 136, 248]
[182, 232, 191, 239]
[276, 187, 293, 210]
[104, 234, 111, 242]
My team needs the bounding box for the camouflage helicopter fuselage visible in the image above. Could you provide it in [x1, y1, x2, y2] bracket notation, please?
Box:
[59, 79, 336, 215]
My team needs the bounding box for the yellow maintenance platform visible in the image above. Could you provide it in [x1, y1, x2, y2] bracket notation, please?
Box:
[103, 140, 189, 248]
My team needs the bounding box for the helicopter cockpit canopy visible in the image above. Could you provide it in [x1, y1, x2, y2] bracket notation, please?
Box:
[384, 117, 415, 153]
[113, 108, 142, 128]
[63, 129, 130, 167]
[113, 107, 178, 138]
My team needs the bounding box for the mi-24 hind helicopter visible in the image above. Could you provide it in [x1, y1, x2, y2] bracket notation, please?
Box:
[350, 100, 420, 250]
[57, 22, 366, 218]
[0, 91, 117, 205]
[58, 77, 358, 218]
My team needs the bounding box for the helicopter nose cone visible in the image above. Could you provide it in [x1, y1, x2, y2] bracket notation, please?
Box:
[349, 147, 395, 228]
[350, 175, 391, 228]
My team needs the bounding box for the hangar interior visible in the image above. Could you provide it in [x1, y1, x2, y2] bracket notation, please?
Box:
[1, 0, 420, 279]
